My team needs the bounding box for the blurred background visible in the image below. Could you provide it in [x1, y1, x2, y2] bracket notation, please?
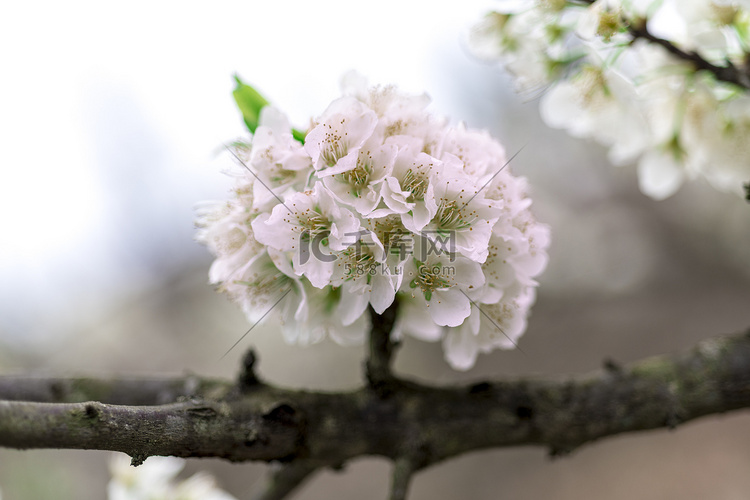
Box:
[1, 1, 749, 499]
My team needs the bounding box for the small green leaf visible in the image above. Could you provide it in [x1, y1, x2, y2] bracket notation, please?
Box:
[232, 74, 270, 134]
[292, 128, 306, 143]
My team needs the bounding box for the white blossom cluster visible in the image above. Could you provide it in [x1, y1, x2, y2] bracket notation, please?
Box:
[197, 73, 549, 370]
[471, 0, 750, 199]
[108, 455, 237, 500]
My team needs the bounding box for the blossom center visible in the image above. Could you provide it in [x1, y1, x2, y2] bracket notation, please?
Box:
[410, 259, 455, 301]
[337, 151, 373, 196]
[342, 249, 376, 281]
[403, 168, 429, 200]
[320, 122, 349, 167]
[435, 199, 475, 231]
[268, 164, 298, 184]
[234, 261, 291, 308]
[290, 207, 330, 241]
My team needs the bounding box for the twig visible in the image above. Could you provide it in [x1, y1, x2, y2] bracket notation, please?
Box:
[389, 457, 418, 500]
[239, 348, 262, 390]
[627, 24, 750, 90]
[571, 0, 750, 89]
[251, 461, 320, 500]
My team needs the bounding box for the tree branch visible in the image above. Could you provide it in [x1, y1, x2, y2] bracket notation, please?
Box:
[0, 397, 301, 464]
[573, 0, 750, 90]
[0, 374, 229, 405]
[251, 461, 320, 500]
[627, 24, 750, 91]
[366, 302, 400, 394]
[2, 329, 750, 472]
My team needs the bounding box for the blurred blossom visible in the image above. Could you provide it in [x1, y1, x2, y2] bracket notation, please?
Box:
[470, 0, 750, 199]
[108, 454, 237, 500]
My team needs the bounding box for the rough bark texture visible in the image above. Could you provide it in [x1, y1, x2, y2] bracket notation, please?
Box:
[2, 329, 750, 471]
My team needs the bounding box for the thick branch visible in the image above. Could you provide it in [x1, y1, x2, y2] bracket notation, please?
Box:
[0, 397, 301, 463]
[0, 374, 230, 405]
[2, 330, 750, 467]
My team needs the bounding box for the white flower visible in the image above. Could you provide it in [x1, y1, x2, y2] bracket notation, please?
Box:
[376, 143, 440, 233]
[470, 8, 559, 91]
[362, 213, 414, 284]
[699, 95, 750, 193]
[438, 123, 507, 178]
[252, 182, 360, 288]
[330, 230, 398, 314]
[637, 145, 686, 200]
[304, 97, 378, 174]
[399, 243, 486, 328]
[669, 0, 747, 64]
[173, 473, 238, 500]
[195, 198, 263, 287]
[108, 454, 181, 500]
[507, 216, 552, 280]
[714, 0, 750, 11]
[540, 62, 649, 165]
[391, 293, 444, 342]
[341, 70, 436, 141]
[474, 238, 519, 304]
[422, 165, 501, 263]
[220, 249, 306, 327]
[443, 284, 535, 370]
[284, 282, 370, 346]
[248, 107, 312, 211]
[200, 73, 549, 368]
[320, 139, 397, 215]
[472, 0, 750, 199]
[107, 454, 237, 500]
